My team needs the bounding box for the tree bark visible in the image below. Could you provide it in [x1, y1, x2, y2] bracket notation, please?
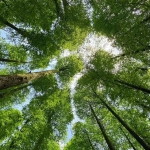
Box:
[93, 91, 150, 150]
[0, 70, 58, 91]
[89, 104, 116, 150]
[0, 58, 30, 63]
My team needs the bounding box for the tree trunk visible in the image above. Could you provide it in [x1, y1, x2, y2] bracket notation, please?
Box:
[0, 70, 58, 91]
[0, 16, 25, 35]
[89, 104, 116, 150]
[114, 79, 150, 94]
[0, 83, 32, 99]
[95, 70, 150, 94]
[0, 58, 30, 63]
[120, 127, 137, 150]
[93, 91, 150, 150]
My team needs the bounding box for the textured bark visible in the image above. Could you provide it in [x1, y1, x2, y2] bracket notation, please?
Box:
[89, 104, 115, 150]
[0, 70, 58, 90]
[93, 91, 150, 150]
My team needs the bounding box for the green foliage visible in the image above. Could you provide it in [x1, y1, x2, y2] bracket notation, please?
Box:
[1, 88, 73, 149]
[92, 0, 150, 62]
[0, 0, 150, 149]
[56, 55, 83, 84]
[47, 140, 60, 150]
[62, 27, 89, 50]
[0, 109, 22, 142]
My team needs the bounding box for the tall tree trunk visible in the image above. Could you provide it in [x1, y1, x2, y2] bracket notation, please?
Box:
[95, 71, 150, 94]
[93, 91, 150, 150]
[84, 129, 95, 150]
[0, 15, 25, 35]
[89, 104, 115, 150]
[120, 127, 137, 150]
[0, 70, 58, 91]
[0, 58, 30, 63]
[0, 83, 32, 99]
[114, 79, 150, 94]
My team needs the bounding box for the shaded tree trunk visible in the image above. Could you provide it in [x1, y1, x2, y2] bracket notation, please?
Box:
[114, 79, 150, 94]
[0, 69, 58, 91]
[0, 83, 32, 99]
[120, 127, 137, 150]
[89, 104, 115, 150]
[95, 71, 150, 94]
[0, 15, 26, 36]
[93, 91, 150, 150]
[0, 58, 30, 63]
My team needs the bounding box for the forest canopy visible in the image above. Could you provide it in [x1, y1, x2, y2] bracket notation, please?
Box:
[0, 0, 150, 149]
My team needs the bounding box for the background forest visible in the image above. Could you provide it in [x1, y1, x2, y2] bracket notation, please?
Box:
[0, 0, 150, 149]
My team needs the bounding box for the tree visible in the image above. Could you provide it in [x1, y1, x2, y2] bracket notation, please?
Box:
[0, 55, 83, 91]
[0, 0, 150, 149]
[0, 109, 22, 142]
[120, 127, 136, 150]
[89, 104, 115, 150]
[1, 88, 73, 150]
[64, 122, 97, 150]
[0, 69, 58, 90]
[93, 91, 150, 150]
